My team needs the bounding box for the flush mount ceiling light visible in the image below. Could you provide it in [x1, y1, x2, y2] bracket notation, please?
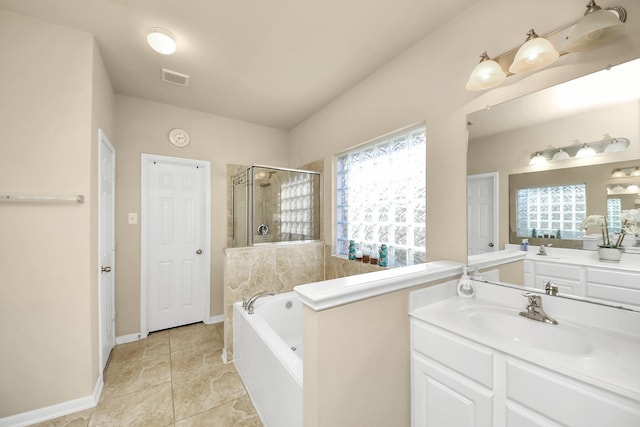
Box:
[147, 27, 176, 55]
[466, 1, 627, 91]
[509, 29, 560, 74]
[466, 52, 507, 91]
[565, 0, 627, 52]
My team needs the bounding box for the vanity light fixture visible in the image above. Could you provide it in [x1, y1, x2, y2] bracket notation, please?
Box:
[576, 143, 597, 158]
[631, 167, 640, 177]
[565, 0, 627, 52]
[529, 152, 548, 166]
[466, 1, 627, 91]
[552, 149, 570, 161]
[465, 52, 507, 91]
[147, 27, 176, 55]
[603, 137, 627, 153]
[509, 29, 560, 74]
[529, 136, 629, 166]
[611, 169, 626, 178]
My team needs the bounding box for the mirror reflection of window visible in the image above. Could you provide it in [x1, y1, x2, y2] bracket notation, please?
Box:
[516, 184, 586, 239]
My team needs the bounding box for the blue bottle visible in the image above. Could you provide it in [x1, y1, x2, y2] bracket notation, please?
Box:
[378, 244, 388, 267]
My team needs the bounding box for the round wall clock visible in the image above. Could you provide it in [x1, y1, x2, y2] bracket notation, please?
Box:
[169, 128, 190, 147]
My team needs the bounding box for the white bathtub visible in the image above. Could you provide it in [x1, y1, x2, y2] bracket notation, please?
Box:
[233, 292, 303, 427]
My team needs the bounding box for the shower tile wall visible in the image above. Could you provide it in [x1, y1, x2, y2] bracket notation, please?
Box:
[223, 241, 324, 360]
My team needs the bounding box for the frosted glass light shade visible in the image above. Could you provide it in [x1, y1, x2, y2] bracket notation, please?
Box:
[576, 144, 596, 158]
[147, 28, 176, 55]
[611, 169, 626, 178]
[603, 138, 627, 153]
[552, 149, 570, 161]
[565, 8, 626, 52]
[529, 153, 547, 166]
[466, 53, 507, 91]
[509, 30, 559, 74]
[631, 168, 640, 177]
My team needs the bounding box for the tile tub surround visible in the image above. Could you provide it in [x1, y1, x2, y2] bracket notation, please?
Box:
[223, 242, 325, 360]
[29, 322, 262, 427]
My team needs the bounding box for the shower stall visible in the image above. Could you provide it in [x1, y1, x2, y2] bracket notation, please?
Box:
[231, 165, 321, 247]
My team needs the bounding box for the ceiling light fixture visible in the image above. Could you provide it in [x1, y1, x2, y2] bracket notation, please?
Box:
[147, 27, 176, 55]
[466, 1, 627, 91]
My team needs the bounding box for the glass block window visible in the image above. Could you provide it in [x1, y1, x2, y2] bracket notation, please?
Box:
[335, 125, 426, 266]
[281, 173, 315, 240]
[607, 198, 622, 232]
[516, 184, 586, 239]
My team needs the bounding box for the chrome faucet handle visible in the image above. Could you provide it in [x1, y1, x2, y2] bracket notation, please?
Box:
[523, 292, 541, 306]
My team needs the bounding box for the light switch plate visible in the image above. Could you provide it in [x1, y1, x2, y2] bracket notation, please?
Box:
[128, 212, 138, 225]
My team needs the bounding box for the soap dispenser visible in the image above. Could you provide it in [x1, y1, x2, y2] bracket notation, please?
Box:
[457, 267, 475, 298]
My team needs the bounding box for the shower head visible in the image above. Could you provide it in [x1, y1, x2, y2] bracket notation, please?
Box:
[255, 170, 277, 186]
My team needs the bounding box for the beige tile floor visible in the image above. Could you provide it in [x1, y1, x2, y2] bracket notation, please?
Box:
[32, 322, 262, 427]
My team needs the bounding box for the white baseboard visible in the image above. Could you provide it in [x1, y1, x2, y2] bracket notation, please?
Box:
[206, 314, 224, 325]
[0, 376, 103, 427]
[115, 332, 143, 345]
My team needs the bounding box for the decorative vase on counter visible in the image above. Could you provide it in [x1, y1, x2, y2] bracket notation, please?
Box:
[597, 246, 623, 263]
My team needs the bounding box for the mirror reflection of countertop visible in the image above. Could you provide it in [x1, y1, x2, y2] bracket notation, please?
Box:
[469, 245, 640, 273]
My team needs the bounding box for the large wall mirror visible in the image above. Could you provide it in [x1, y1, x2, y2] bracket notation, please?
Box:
[466, 58, 640, 306]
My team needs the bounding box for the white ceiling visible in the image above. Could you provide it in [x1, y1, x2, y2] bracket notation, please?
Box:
[0, 0, 479, 130]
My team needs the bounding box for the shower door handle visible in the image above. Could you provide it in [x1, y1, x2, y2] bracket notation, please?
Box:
[196, 249, 203, 255]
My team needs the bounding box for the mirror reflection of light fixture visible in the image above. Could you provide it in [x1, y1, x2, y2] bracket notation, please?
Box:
[509, 29, 560, 74]
[466, 52, 507, 91]
[576, 143, 597, 158]
[147, 27, 177, 55]
[632, 167, 640, 177]
[552, 149, 570, 161]
[611, 169, 626, 178]
[565, 0, 627, 52]
[603, 137, 627, 153]
[529, 152, 547, 166]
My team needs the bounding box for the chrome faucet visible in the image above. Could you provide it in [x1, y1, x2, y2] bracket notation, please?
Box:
[537, 244, 552, 256]
[519, 292, 558, 324]
[243, 291, 274, 314]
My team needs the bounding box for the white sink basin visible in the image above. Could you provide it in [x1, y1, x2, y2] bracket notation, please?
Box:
[457, 304, 617, 358]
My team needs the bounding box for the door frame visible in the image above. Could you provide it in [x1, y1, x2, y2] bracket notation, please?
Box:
[98, 129, 116, 373]
[467, 172, 499, 254]
[140, 154, 211, 337]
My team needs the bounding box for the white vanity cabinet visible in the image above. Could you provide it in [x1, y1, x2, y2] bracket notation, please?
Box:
[411, 320, 494, 427]
[410, 317, 640, 427]
[524, 255, 640, 309]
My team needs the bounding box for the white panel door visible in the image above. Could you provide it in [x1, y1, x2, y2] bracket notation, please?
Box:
[98, 129, 116, 373]
[146, 157, 208, 332]
[468, 173, 498, 255]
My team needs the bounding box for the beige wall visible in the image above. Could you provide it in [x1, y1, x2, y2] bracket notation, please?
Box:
[113, 96, 289, 336]
[468, 101, 640, 249]
[0, 11, 113, 417]
[289, 0, 640, 265]
[303, 277, 456, 427]
[290, 0, 640, 424]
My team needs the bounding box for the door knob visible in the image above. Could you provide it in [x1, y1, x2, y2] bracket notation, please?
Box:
[196, 249, 203, 254]
[488, 243, 494, 247]
[101, 266, 112, 273]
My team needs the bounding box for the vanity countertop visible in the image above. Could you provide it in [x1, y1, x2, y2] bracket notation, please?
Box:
[409, 280, 640, 401]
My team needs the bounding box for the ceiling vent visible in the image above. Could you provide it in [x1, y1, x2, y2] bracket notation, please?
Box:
[161, 68, 190, 87]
